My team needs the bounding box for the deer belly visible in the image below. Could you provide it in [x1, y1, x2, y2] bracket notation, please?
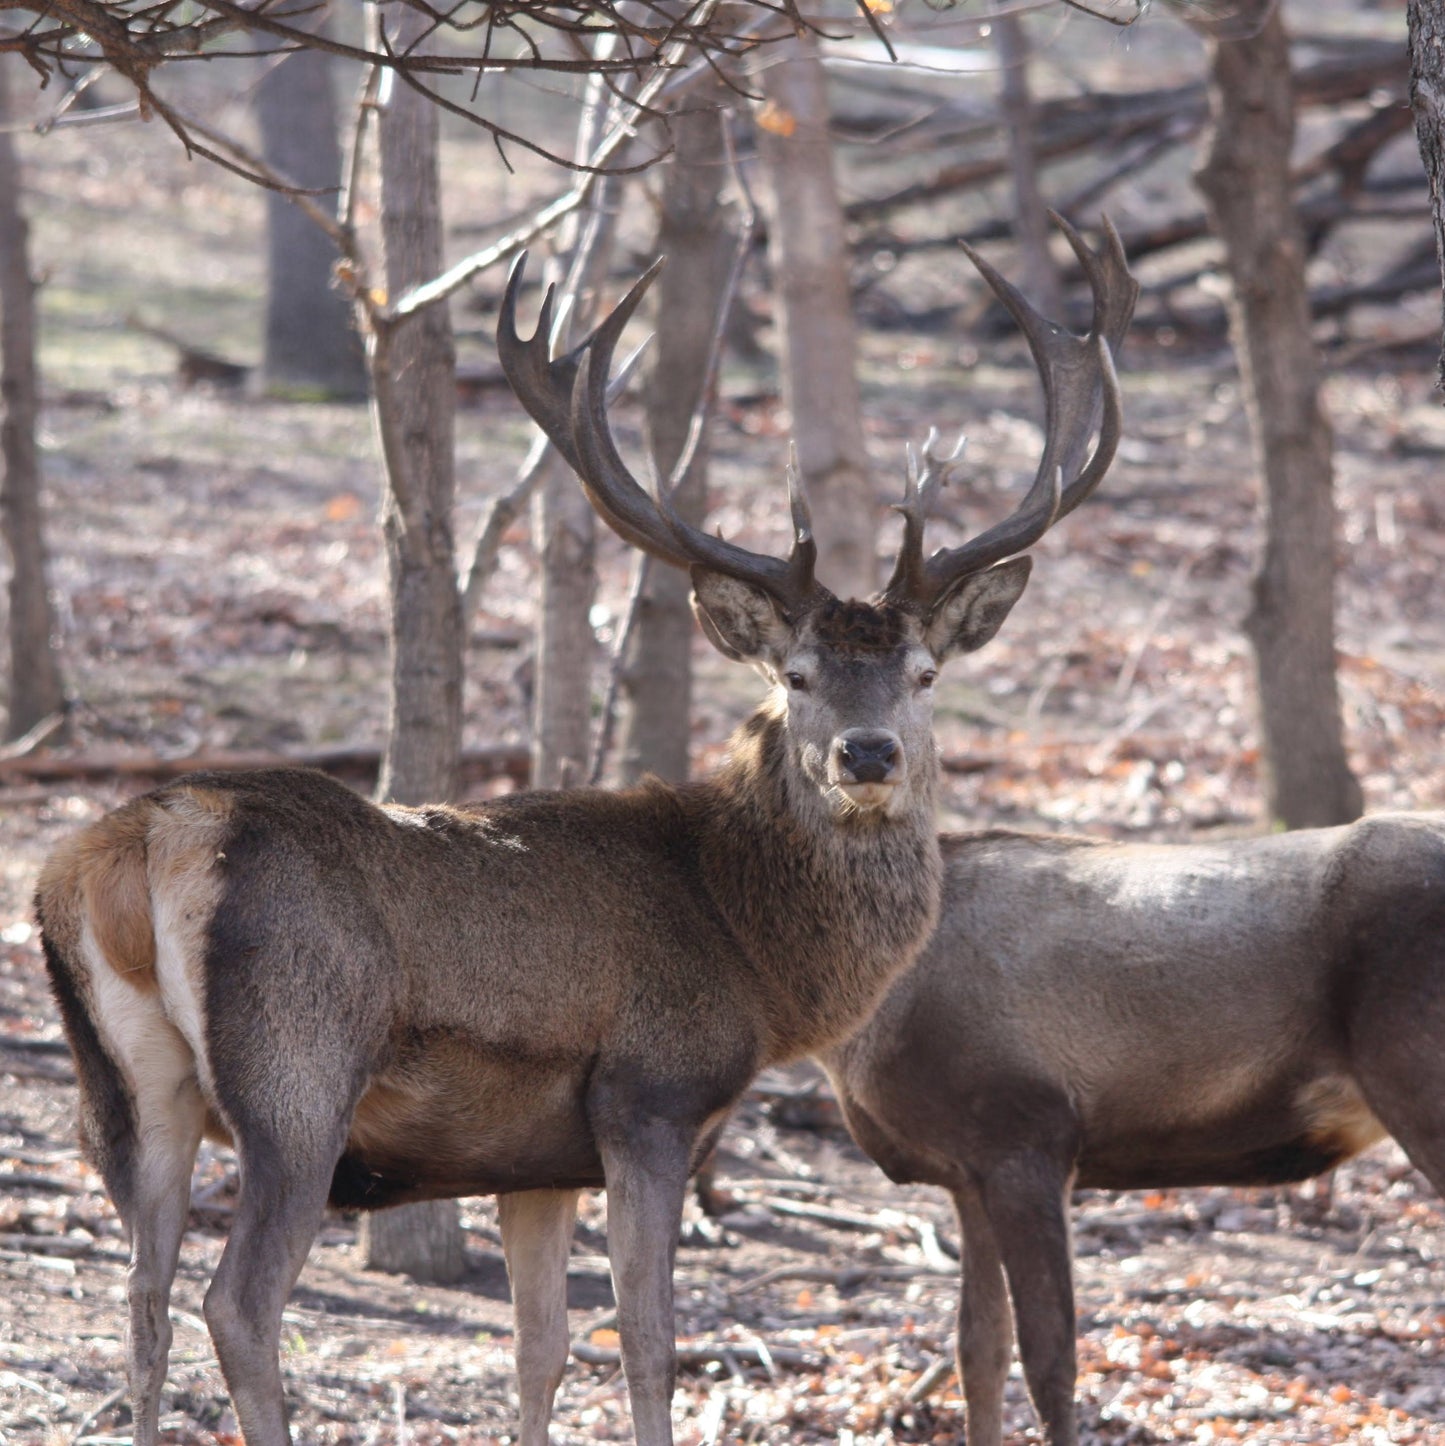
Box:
[1076, 1074, 1385, 1190]
[333, 1047, 603, 1208]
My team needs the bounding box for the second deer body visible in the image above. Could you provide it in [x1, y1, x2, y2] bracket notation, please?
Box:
[823, 814, 1445, 1446]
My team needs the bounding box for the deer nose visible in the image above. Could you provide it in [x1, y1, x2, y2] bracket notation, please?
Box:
[833, 730, 902, 785]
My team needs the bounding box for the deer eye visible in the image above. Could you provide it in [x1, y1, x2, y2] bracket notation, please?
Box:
[785, 671, 807, 692]
[918, 669, 937, 690]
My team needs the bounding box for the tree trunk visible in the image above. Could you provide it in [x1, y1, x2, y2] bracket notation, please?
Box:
[615, 99, 737, 785]
[1189, 0, 1362, 830]
[531, 448, 597, 789]
[256, 21, 367, 400]
[993, 12, 1063, 320]
[361, 11, 466, 1282]
[755, 31, 876, 601]
[530, 75, 624, 791]
[1408, 0, 1445, 386]
[0, 58, 65, 741]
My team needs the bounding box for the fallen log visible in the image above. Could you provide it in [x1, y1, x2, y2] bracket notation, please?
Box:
[0, 742, 531, 789]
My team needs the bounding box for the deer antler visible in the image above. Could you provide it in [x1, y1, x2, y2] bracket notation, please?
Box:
[882, 214, 1138, 614]
[498, 253, 831, 616]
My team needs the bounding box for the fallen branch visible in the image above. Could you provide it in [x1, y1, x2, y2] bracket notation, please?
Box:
[906, 1351, 957, 1403]
[571, 1338, 822, 1371]
[0, 1231, 94, 1255]
[0, 1170, 85, 1195]
[733, 1262, 953, 1295]
[0, 711, 65, 762]
[68, 1384, 127, 1446]
[0, 742, 530, 788]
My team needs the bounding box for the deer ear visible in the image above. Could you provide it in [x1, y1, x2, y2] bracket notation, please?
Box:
[690, 567, 789, 662]
[925, 555, 1032, 659]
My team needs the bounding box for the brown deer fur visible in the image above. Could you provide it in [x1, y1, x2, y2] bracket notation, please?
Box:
[821, 815, 1445, 1446]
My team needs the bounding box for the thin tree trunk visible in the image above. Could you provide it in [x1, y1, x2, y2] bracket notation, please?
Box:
[531, 445, 597, 788]
[0, 58, 65, 740]
[1408, 0, 1445, 386]
[530, 74, 625, 790]
[615, 99, 737, 785]
[1188, 0, 1362, 829]
[361, 12, 465, 1282]
[372, 58, 464, 809]
[993, 12, 1063, 320]
[256, 19, 366, 400]
[755, 31, 876, 601]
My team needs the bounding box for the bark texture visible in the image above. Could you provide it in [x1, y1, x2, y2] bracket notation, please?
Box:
[1408, 0, 1445, 386]
[256, 27, 366, 400]
[756, 31, 876, 601]
[615, 100, 738, 785]
[362, 13, 465, 1282]
[531, 447, 597, 789]
[0, 58, 65, 740]
[530, 75, 622, 791]
[1189, 0, 1362, 830]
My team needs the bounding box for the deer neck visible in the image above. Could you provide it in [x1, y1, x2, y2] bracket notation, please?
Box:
[697, 709, 943, 1063]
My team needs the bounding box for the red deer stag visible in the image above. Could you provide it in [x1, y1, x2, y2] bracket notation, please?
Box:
[35, 220, 1133, 1446]
[823, 817, 1445, 1446]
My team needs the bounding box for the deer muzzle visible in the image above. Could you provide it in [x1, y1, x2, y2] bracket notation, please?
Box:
[830, 729, 905, 808]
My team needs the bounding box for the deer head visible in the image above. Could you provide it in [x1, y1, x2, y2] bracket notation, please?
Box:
[498, 216, 1135, 820]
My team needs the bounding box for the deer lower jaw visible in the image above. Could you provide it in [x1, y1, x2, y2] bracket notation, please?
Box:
[831, 780, 900, 813]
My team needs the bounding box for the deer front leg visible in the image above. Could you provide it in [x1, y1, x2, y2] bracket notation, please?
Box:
[951, 1186, 1014, 1446]
[499, 1188, 581, 1446]
[595, 1109, 694, 1446]
[981, 1154, 1079, 1446]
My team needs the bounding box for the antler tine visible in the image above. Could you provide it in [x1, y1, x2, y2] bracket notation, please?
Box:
[1047, 211, 1136, 523]
[563, 274, 830, 614]
[882, 429, 966, 604]
[498, 254, 584, 477]
[882, 215, 1136, 613]
[781, 446, 820, 600]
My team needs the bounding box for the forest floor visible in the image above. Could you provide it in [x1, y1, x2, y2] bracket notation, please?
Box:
[2, 6, 1445, 1442]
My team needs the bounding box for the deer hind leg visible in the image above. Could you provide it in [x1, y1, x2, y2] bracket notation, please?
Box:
[78, 959, 206, 1446]
[1353, 1011, 1445, 1199]
[202, 1083, 353, 1446]
[980, 1154, 1079, 1446]
[951, 1186, 1014, 1446]
[499, 1188, 581, 1446]
[593, 1099, 696, 1446]
[127, 1072, 205, 1446]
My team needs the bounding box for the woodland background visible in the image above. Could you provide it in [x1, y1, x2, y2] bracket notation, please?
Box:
[0, 0, 1442, 1441]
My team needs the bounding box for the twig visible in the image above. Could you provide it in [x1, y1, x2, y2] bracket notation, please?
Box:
[0, 710, 64, 761]
[365, 320, 432, 568]
[915, 1217, 961, 1271]
[0, 1230, 93, 1253]
[572, 1338, 822, 1371]
[70, 1386, 126, 1446]
[338, 63, 382, 242]
[392, 1379, 408, 1446]
[733, 1262, 953, 1294]
[1112, 547, 1201, 701]
[389, 16, 759, 324]
[753, 1195, 908, 1232]
[905, 1350, 957, 1403]
[464, 346, 649, 623]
